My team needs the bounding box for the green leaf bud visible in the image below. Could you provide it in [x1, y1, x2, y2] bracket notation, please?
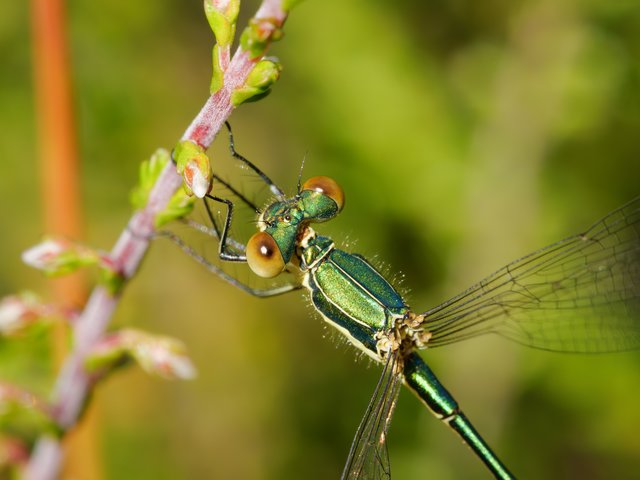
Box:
[155, 187, 196, 228]
[204, 0, 241, 47]
[174, 140, 212, 198]
[22, 238, 101, 277]
[85, 329, 197, 381]
[131, 149, 195, 226]
[0, 383, 58, 437]
[231, 59, 282, 106]
[0, 293, 51, 336]
[210, 44, 224, 94]
[130, 148, 171, 210]
[240, 17, 283, 59]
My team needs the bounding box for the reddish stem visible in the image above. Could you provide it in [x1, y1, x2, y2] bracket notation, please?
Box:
[29, 0, 102, 478]
[25, 1, 289, 478]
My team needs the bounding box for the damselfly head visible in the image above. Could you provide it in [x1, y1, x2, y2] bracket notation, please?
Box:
[246, 176, 345, 278]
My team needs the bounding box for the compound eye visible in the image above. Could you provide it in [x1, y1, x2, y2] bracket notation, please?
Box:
[246, 231, 285, 278]
[302, 176, 345, 212]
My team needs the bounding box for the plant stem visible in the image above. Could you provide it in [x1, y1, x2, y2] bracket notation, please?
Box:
[25, 1, 289, 478]
[29, 0, 101, 477]
[183, 3, 287, 147]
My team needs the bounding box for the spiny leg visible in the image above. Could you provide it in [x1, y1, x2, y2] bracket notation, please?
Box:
[183, 174, 257, 253]
[163, 124, 300, 295]
[202, 122, 288, 259]
[224, 121, 285, 198]
[199, 122, 285, 254]
[199, 173, 260, 256]
[156, 229, 301, 297]
[170, 120, 278, 252]
[164, 189, 302, 295]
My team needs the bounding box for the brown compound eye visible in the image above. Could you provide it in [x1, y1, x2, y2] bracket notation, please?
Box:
[246, 231, 285, 278]
[302, 176, 345, 212]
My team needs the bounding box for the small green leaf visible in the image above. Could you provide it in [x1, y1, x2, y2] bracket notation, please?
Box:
[0, 383, 59, 438]
[174, 140, 212, 198]
[240, 17, 284, 59]
[22, 238, 101, 277]
[85, 329, 197, 381]
[130, 149, 171, 210]
[231, 59, 282, 106]
[204, 0, 240, 47]
[155, 186, 196, 228]
[98, 267, 126, 296]
[210, 44, 224, 94]
[130, 148, 196, 225]
[0, 293, 56, 337]
[22, 238, 124, 294]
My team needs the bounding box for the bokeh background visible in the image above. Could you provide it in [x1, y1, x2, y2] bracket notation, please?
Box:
[2, 0, 640, 478]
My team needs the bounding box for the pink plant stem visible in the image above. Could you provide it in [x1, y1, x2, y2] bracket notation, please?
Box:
[25, 2, 288, 479]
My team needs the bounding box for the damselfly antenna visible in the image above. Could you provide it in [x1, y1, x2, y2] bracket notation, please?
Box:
[297, 153, 307, 195]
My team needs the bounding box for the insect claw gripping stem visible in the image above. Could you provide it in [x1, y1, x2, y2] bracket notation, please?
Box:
[187, 121, 289, 264]
[204, 194, 247, 262]
[161, 122, 300, 292]
[212, 174, 261, 213]
[25, 2, 294, 478]
[164, 120, 306, 291]
[225, 122, 285, 198]
[201, 173, 261, 254]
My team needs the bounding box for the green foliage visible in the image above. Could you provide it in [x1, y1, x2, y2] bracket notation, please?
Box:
[240, 18, 284, 59]
[205, 0, 241, 94]
[0, 293, 47, 337]
[130, 148, 171, 210]
[154, 187, 197, 228]
[3, 1, 640, 479]
[85, 328, 196, 380]
[131, 148, 196, 226]
[22, 238, 124, 295]
[0, 384, 59, 440]
[204, 0, 241, 47]
[173, 140, 212, 198]
[22, 238, 103, 277]
[209, 44, 224, 94]
[231, 59, 282, 105]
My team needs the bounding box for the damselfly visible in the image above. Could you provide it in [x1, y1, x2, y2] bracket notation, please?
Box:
[168, 124, 640, 479]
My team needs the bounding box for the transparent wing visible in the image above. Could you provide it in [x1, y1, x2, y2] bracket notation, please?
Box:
[341, 353, 403, 480]
[422, 197, 640, 352]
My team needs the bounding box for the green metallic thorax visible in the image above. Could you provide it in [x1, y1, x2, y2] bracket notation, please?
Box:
[300, 234, 408, 356]
[257, 186, 515, 479]
[259, 191, 408, 357]
[261, 190, 340, 264]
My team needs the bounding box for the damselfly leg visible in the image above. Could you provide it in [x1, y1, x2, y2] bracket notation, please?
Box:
[160, 124, 302, 296]
[224, 121, 286, 199]
[167, 121, 640, 478]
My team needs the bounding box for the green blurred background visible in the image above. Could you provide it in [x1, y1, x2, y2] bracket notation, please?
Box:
[2, 0, 640, 478]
